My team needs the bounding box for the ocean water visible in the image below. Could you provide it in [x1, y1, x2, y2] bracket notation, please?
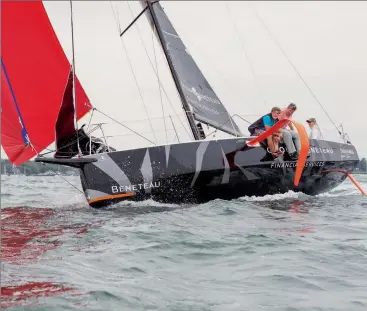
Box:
[1, 174, 367, 311]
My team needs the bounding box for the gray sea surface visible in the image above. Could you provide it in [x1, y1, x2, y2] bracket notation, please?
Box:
[1, 174, 367, 310]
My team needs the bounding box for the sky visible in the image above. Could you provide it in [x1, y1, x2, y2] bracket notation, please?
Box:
[2, 0, 367, 159]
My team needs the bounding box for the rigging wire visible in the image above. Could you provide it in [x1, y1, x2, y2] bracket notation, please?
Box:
[39, 109, 180, 158]
[225, 2, 268, 108]
[128, 10, 248, 132]
[110, 1, 158, 144]
[248, 3, 342, 136]
[161, 37, 249, 125]
[150, 18, 168, 144]
[232, 114, 251, 125]
[86, 107, 95, 132]
[42, 166, 84, 194]
[39, 114, 156, 158]
[94, 108, 156, 145]
[123, 1, 193, 141]
[125, 1, 167, 143]
[88, 112, 188, 124]
[169, 115, 180, 143]
[38, 124, 102, 157]
[69, 0, 82, 156]
[203, 113, 252, 138]
[54, 171, 84, 194]
[91, 128, 176, 139]
[337, 123, 351, 144]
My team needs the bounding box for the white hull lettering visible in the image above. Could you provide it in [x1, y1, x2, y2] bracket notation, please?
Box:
[340, 148, 355, 155]
[310, 147, 334, 154]
[270, 161, 325, 169]
[112, 182, 161, 194]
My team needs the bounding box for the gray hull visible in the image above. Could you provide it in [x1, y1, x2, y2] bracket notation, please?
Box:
[78, 137, 359, 207]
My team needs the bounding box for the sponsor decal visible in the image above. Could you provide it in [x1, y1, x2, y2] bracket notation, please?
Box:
[270, 161, 325, 169]
[187, 98, 220, 115]
[162, 30, 180, 39]
[309, 147, 334, 154]
[182, 84, 222, 105]
[111, 181, 161, 194]
[340, 148, 355, 155]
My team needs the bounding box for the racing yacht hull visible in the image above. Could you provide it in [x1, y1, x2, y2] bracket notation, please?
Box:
[76, 137, 359, 207]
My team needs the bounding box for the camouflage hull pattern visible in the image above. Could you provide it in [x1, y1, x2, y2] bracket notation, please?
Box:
[79, 137, 359, 207]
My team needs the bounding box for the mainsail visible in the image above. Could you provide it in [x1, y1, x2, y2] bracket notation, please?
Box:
[1, 1, 91, 165]
[140, 0, 242, 137]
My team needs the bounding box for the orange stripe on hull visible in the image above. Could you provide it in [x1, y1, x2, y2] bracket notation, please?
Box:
[88, 193, 134, 205]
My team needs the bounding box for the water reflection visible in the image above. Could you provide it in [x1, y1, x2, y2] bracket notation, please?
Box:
[255, 199, 314, 234]
[1, 282, 76, 309]
[1, 206, 98, 308]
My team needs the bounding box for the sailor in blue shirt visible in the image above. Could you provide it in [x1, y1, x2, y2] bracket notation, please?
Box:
[248, 107, 281, 136]
[248, 106, 282, 157]
[262, 113, 278, 129]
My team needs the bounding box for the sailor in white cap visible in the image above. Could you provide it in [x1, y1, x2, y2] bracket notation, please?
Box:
[306, 117, 323, 140]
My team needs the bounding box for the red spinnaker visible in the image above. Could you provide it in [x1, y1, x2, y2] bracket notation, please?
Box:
[1, 1, 92, 165]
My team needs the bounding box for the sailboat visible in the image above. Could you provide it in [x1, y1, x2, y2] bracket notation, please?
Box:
[1, 1, 361, 207]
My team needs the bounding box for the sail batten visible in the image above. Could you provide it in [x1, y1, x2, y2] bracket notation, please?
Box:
[1, 1, 91, 165]
[141, 0, 242, 137]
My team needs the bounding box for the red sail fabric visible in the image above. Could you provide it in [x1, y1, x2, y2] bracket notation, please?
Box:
[55, 68, 76, 151]
[1, 1, 92, 165]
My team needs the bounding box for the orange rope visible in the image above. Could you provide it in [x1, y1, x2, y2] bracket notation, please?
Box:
[247, 118, 310, 186]
[291, 121, 310, 186]
[322, 169, 366, 195]
[247, 119, 289, 146]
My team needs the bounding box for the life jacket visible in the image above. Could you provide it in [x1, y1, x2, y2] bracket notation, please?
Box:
[248, 113, 272, 135]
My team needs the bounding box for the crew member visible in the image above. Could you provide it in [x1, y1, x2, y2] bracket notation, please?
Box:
[248, 106, 281, 153]
[278, 103, 300, 160]
[306, 117, 322, 140]
[248, 107, 281, 136]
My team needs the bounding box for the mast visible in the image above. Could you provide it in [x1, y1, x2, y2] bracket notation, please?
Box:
[144, 0, 200, 140]
[69, 0, 81, 153]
